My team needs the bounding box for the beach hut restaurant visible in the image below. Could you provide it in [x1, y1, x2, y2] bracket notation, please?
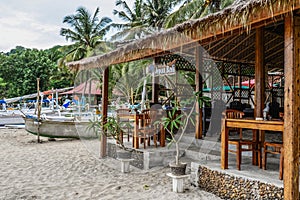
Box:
[68, 0, 300, 199]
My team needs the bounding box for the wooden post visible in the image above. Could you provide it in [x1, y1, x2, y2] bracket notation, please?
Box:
[133, 113, 139, 149]
[237, 65, 241, 100]
[255, 27, 265, 118]
[152, 58, 159, 104]
[254, 27, 265, 166]
[152, 77, 159, 104]
[220, 118, 228, 169]
[283, 14, 300, 200]
[100, 67, 109, 158]
[195, 47, 203, 139]
[36, 78, 41, 143]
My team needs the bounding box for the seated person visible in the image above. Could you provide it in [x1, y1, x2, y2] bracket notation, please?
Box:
[229, 100, 242, 111]
[268, 99, 280, 119]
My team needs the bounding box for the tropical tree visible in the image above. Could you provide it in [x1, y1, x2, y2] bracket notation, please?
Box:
[45, 46, 74, 89]
[110, 60, 151, 103]
[111, 0, 149, 41]
[0, 46, 75, 99]
[112, 0, 183, 40]
[143, 0, 183, 31]
[60, 7, 112, 64]
[0, 47, 58, 97]
[164, 0, 234, 28]
[0, 77, 7, 99]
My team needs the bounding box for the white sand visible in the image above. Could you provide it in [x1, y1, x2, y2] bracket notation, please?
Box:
[0, 128, 221, 200]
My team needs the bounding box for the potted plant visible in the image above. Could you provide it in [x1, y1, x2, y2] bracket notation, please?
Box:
[88, 115, 133, 159]
[160, 91, 210, 175]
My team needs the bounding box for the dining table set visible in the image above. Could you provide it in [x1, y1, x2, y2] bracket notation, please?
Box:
[116, 109, 166, 149]
[221, 115, 284, 177]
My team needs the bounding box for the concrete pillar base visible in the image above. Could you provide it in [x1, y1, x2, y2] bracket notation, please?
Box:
[166, 173, 190, 193]
[117, 158, 134, 173]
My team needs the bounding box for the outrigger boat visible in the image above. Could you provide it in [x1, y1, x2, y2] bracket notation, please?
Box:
[21, 80, 101, 139]
[23, 114, 98, 139]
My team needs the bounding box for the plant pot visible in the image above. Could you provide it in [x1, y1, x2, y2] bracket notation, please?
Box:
[169, 162, 187, 176]
[116, 148, 132, 159]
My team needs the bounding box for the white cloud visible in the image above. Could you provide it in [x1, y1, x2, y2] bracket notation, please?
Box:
[0, 0, 134, 52]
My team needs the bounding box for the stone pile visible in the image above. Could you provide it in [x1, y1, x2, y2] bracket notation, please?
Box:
[198, 166, 284, 199]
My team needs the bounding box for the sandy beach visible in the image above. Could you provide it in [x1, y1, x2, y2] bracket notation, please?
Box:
[0, 128, 221, 200]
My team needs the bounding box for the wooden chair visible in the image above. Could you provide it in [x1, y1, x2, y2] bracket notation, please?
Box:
[116, 108, 133, 142]
[263, 141, 284, 180]
[225, 109, 245, 138]
[225, 109, 258, 170]
[138, 109, 158, 148]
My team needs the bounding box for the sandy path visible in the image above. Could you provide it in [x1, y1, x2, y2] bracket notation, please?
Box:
[0, 128, 221, 200]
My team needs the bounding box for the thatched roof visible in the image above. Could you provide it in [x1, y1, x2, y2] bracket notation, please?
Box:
[61, 80, 101, 95]
[67, 0, 300, 71]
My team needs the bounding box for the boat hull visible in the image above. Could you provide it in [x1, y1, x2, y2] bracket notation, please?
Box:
[24, 117, 97, 139]
[0, 116, 24, 126]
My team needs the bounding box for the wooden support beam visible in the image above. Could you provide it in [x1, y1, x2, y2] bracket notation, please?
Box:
[206, 39, 225, 53]
[100, 66, 109, 158]
[232, 40, 254, 60]
[152, 58, 160, 104]
[195, 47, 203, 139]
[254, 27, 265, 118]
[265, 43, 284, 61]
[283, 14, 300, 200]
[266, 45, 283, 60]
[210, 35, 238, 56]
[152, 77, 160, 104]
[223, 32, 255, 58]
[265, 31, 282, 46]
[242, 51, 256, 62]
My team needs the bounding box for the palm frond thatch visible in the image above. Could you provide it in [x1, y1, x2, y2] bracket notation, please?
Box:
[67, 0, 299, 71]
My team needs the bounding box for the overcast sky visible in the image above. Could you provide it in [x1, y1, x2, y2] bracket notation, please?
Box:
[0, 0, 134, 52]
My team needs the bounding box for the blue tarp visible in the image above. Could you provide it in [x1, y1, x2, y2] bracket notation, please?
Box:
[63, 101, 71, 108]
[0, 100, 6, 104]
[203, 85, 250, 92]
[27, 99, 50, 103]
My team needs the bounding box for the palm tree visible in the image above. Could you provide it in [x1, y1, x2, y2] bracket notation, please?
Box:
[164, 0, 234, 28]
[111, 60, 150, 103]
[60, 7, 112, 63]
[143, 0, 183, 31]
[111, 0, 150, 41]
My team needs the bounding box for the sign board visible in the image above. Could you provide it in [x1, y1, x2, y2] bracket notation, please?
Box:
[148, 64, 175, 76]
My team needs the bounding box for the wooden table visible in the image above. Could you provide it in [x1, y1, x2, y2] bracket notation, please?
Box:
[221, 118, 284, 169]
[118, 113, 165, 149]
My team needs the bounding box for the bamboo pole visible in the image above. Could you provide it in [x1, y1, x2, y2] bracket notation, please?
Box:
[51, 87, 54, 111]
[36, 78, 41, 143]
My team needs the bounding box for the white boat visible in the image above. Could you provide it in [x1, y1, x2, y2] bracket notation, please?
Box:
[23, 115, 98, 139]
[0, 107, 56, 127]
[42, 115, 75, 122]
[0, 115, 25, 126]
[0, 110, 25, 126]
